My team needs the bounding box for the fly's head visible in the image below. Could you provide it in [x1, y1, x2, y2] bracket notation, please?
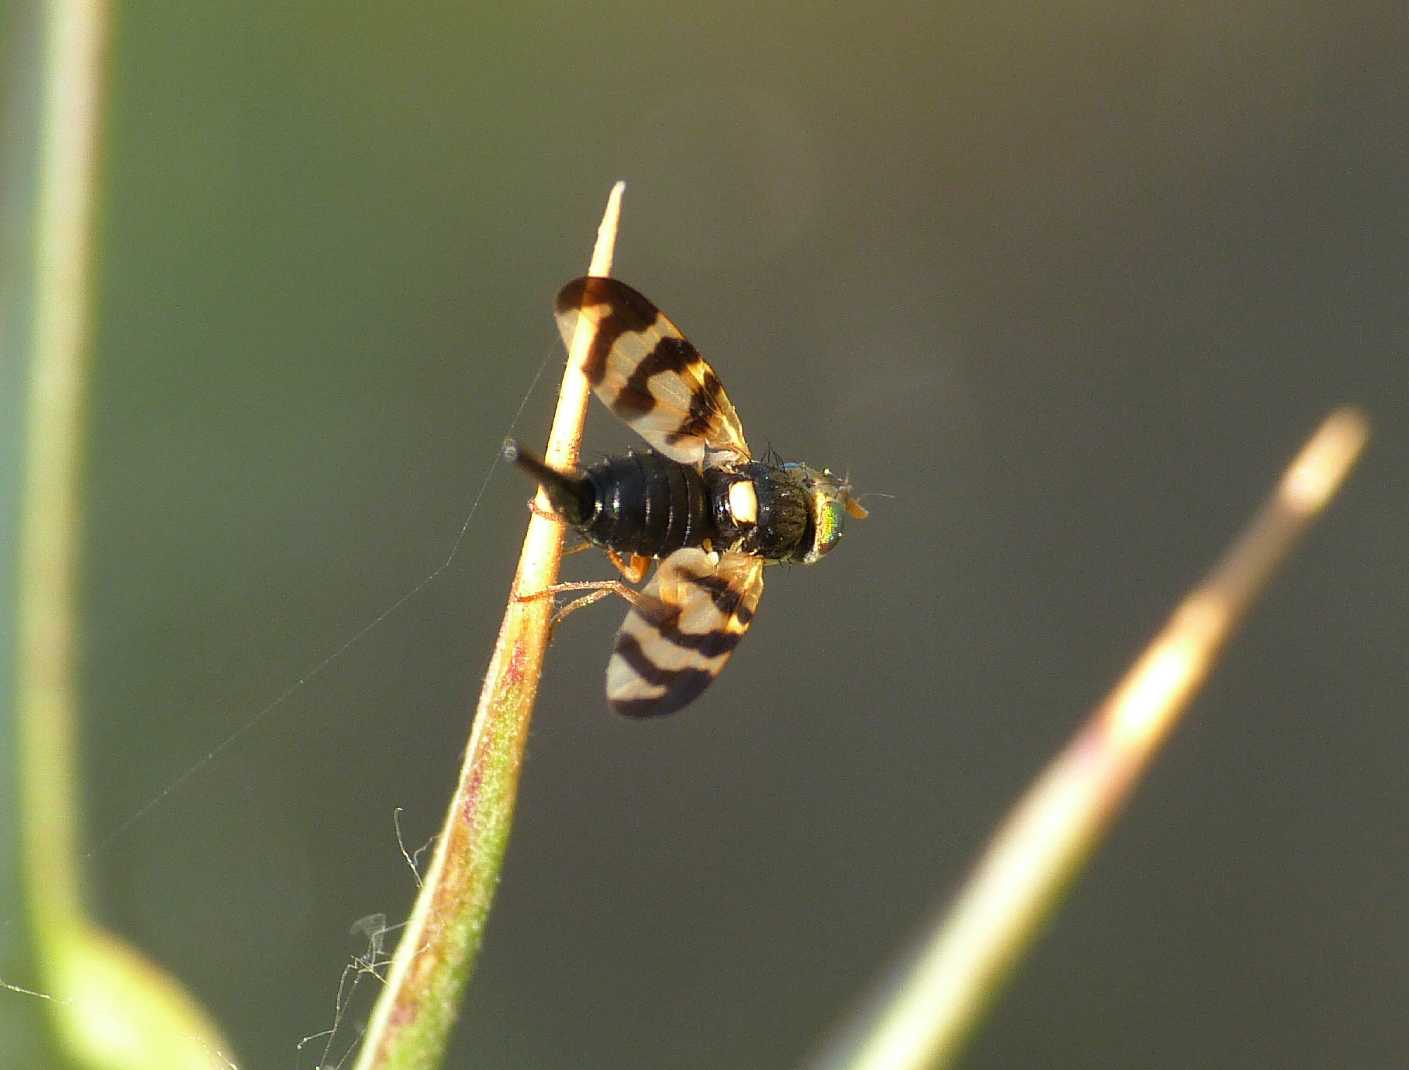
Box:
[782, 463, 868, 564]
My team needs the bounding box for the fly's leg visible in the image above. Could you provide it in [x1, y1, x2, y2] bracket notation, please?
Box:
[606, 550, 650, 584]
[514, 552, 659, 628]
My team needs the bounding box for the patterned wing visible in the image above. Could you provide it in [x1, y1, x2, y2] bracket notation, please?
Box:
[555, 277, 750, 464]
[607, 548, 764, 717]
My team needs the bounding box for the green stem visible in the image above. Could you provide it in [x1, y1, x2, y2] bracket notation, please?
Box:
[16, 0, 108, 940]
[12, 4, 232, 1067]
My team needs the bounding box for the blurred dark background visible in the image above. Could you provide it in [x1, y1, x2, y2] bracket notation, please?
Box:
[3, 3, 1407, 1067]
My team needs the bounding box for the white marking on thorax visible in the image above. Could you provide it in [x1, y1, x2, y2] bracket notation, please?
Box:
[728, 479, 759, 525]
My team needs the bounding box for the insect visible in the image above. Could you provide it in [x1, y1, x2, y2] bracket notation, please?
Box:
[505, 277, 866, 717]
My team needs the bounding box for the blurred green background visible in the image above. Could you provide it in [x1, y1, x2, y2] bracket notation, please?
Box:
[4, 3, 1407, 1067]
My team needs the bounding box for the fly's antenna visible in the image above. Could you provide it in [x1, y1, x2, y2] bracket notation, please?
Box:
[834, 468, 867, 521]
[502, 438, 593, 524]
[847, 489, 894, 520]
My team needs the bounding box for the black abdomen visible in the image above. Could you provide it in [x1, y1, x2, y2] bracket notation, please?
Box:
[582, 451, 713, 559]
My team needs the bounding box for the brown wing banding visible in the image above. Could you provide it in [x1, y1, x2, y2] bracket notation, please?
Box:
[555, 277, 751, 464]
[606, 548, 764, 717]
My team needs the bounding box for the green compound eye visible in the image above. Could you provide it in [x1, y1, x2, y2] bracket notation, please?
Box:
[805, 492, 848, 562]
[819, 496, 846, 549]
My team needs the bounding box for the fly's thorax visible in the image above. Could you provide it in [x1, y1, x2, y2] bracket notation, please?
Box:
[702, 461, 807, 562]
[706, 459, 861, 563]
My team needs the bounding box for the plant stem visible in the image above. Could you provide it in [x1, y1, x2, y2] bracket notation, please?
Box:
[13, 4, 232, 1068]
[814, 408, 1369, 1070]
[353, 182, 626, 1070]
